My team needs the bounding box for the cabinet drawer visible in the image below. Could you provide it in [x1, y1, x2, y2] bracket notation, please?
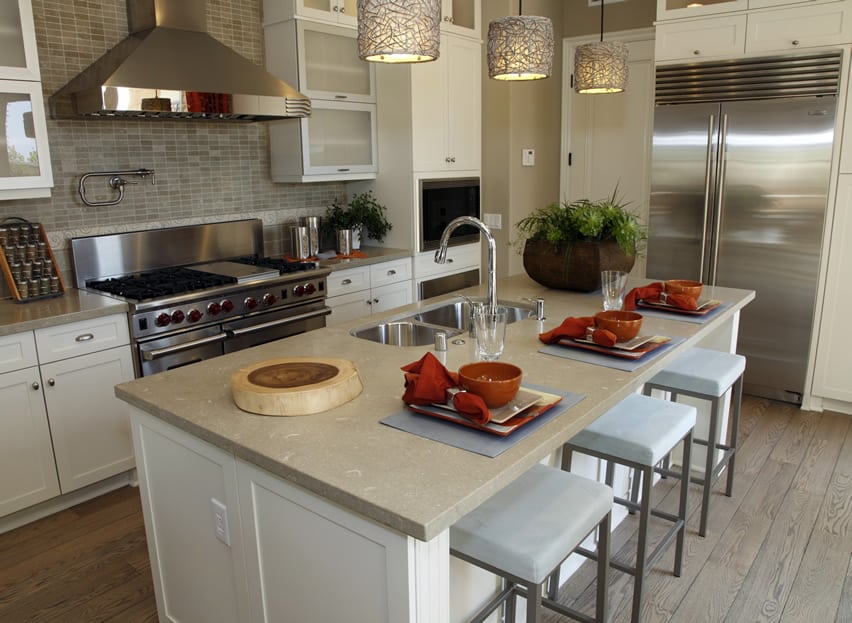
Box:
[414, 244, 481, 279]
[655, 15, 747, 61]
[746, 3, 852, 52]
[369, 258, 412, 288]
[34, 313, 130, 364]
[0, 331, 37, 374]
[326, 266, 370, 296]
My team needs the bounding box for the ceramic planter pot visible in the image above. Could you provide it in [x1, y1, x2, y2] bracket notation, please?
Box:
[522, 239, 635, 292]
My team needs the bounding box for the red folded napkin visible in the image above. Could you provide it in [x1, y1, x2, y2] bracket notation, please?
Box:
[623, 282, 697, 311]
[401, 353, 492, 424]
[401, 352, 459, 405]
[538, 316, 617, 348]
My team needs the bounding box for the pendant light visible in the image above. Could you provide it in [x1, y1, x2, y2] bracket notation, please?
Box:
[574, 0, 628, 93]
[357, 0, 441, 63]
[487, 0, 554, 81]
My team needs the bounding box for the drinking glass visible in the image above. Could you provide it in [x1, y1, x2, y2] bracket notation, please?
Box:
[474, 306, 508, 361]
[601, 270, 628, 311]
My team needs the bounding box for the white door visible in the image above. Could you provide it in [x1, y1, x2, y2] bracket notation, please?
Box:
[561, 32, 655, 279]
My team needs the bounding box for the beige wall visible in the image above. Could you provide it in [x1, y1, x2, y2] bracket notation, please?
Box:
[562, 0, 655, 37]
[482, 0, 566, 277]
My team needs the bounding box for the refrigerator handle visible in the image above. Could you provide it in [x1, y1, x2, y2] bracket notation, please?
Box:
[700, 114, 715, 283]
[709, 113, 729, 286]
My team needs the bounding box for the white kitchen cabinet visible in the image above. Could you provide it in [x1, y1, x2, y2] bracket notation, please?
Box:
[264, 19, 377, 182]
[657, 0, 748, 21]
[655, 15, 747, 61]
[411, 34, 481, 173]
[413, 242, 479, 280]
[0, 332, 60, 518]
[326, 258, 413, 326]
[263, 0, 357, 28]
[745, 1, 852, 52]
[440, 0, 481, 38]
[812, 175, 852, 403]
[0, 314, 135, 519]
[0, 0, 53, 200]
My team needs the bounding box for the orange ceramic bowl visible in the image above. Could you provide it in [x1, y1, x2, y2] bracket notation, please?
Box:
[594, 310, 643, 342]
[665, 279, 703, 299]
[458, 361, 522, 408]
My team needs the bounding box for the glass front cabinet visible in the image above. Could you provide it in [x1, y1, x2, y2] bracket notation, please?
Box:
[0, 0, 53, 199]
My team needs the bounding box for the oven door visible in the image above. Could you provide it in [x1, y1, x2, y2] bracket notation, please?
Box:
[223, 300, 330, 353]
[138, 325, 226, 376]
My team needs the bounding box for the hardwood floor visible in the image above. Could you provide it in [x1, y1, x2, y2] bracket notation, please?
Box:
[0, 396, 848, 622]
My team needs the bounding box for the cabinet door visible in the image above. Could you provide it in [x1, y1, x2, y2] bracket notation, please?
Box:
[655, 15, 747, 61]
[657, 0, 747, 21]
[299, 21, 374, 102]
[0, 330, 37, 374]
[442, 0, 481, 38]
[0, 366, 60, 517]
[327, 290, 371, 326]
[445, 35, 481, 171]
[745, 2, 852, 52]
[297, 0, 356, 26]
[0, 79, 53, 199]
[812, 175, 852, 403]
[41, 345, 136, 493]
[370, 281, 413, 313]
[0, 0, 40, 81]
[411, 47, 449, 172]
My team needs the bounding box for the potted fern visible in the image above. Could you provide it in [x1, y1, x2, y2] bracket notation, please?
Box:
[324, 191, 392, 249]
[516, 192, 647, 291]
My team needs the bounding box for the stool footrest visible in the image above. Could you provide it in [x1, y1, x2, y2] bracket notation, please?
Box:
[512, 585, 599, 623]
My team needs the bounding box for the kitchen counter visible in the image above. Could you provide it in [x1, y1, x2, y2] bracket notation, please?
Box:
[318, 245, 411, 270]
[116, 275, 753, 541]
[116, 273, 753, 622]
[0, 288, 128, 337]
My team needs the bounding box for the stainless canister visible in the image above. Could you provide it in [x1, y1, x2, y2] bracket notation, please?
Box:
[336, 228, 353, 256]
[289, 225, 311, 260]
[300, 216, 321, 257]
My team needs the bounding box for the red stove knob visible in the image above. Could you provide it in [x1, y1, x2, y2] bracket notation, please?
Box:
[304, 282, 316, 295]
[293, 284, 305, 296]
[263, 293, 277, 305]
[221, 299, 234, 313]
[207, 302, 221, 316]
[155, 313, 171, 327]
[187, 309, 203, 323]
[171, 310, 185, 324]
[244, 297, 258, 310]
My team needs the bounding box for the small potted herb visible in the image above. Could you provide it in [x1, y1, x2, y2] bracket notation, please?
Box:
[324, 191, 392, 249]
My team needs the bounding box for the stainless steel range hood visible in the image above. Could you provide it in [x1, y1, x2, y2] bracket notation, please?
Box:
[49, 0, 311, 121]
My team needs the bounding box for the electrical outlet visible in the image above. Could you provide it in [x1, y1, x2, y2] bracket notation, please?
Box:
[482, 213, 502, 230]
[522, 149, 535, 167]
[211, 498, 231, 546]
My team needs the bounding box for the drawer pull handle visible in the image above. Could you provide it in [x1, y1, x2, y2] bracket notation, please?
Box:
[447, 258, 454, 263]
[693, 49, 701, 55]
[387, 269, 396, 276]
[792, 39, 800, 46]
[32, 381, 39, 390]
[48, 378, 55, 387]
[75, 333, 95, 342]
[341, 278, 352, 285]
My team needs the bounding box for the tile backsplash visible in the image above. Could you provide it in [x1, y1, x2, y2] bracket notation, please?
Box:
[0, 0, 344, 297]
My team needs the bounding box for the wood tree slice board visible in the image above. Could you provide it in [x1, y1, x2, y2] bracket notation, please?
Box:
[231, 357, 363, 416]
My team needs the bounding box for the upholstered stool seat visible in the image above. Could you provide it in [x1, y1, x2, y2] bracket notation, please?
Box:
[451, 463, 613, 623]
[643, 347, 745, 537]
[560, 393, 696, 623]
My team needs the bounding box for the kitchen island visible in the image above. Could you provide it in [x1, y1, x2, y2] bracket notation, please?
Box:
[115, 274, 754, 623]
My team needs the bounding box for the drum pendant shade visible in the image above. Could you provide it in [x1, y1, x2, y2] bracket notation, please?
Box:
[357, 0, 441, 63]
[487, 15, 554, 81]
[574, 0, 628, 93]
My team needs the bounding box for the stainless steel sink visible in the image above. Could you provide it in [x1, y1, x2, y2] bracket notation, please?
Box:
[409, 298, 536, 331]
[350, 321, 461, 347]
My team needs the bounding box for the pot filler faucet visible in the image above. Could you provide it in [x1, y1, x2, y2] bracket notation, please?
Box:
[435, 216, 497, 313]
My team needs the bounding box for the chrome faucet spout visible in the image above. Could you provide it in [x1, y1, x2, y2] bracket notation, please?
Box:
[434, 216, 498, 313]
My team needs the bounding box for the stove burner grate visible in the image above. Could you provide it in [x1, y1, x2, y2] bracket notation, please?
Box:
[87, 266, 237, 301]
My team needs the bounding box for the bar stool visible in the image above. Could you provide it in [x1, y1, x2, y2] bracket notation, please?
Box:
[559, 393, 696, 623]
[450, 464, 613, 623]
[642, 347, 745, 537]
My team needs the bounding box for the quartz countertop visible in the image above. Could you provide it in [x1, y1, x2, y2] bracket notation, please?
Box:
[115, 274, 754, 541]
[319, 245, 411, 270]
[0, 288, 128, 337]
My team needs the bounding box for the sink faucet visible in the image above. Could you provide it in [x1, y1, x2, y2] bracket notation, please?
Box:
[435, 216, 497, 314]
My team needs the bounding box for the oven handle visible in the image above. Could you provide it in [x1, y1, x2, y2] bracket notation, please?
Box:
[141, 332, 228, 361]
[226, 307, 331, 337]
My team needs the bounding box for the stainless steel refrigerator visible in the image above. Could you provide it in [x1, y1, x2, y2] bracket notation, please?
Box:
[647, 52, 842, 404]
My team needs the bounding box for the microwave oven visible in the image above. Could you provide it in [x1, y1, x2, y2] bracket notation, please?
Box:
[419, 177, 480, 251]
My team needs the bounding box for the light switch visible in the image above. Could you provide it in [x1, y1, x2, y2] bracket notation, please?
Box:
[522, 149, 535, 167]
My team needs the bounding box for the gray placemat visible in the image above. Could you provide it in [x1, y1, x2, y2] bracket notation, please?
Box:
[539, 336, 686, 371]
[634, 301, 732, 324]
[380, 385, 585, 458]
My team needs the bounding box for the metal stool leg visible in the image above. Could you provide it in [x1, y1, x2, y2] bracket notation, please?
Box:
[526, 581, 543, 622]
[725, 376, 743, 497]
[699, 396, 721, 537]
[632, 464, 653, 623]
[674, 430, 692, 576]
[596, 511, 611, 623]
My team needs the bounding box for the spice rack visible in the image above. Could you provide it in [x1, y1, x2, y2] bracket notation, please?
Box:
[0, 217, 66, 302]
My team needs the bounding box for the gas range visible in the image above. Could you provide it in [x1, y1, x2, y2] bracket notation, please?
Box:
[71, 219, 333, 376]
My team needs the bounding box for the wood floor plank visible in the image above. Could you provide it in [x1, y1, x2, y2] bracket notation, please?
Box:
[816, 422, 852, 538]
[780, 530, 852, 622]
[836, 555, 852, 623]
